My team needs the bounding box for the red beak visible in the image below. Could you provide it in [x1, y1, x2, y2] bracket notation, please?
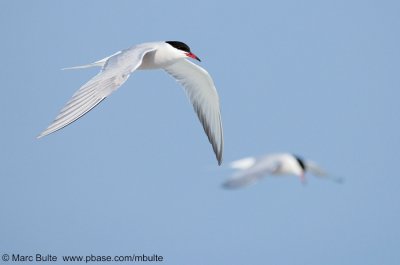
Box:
[300, 172, 306, 184]
[186, 52, 201, 62]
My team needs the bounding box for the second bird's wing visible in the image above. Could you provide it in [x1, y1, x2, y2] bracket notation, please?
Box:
[305, 160, 344, 183]
[37, 46, 157, 138]
[164, 59, 224, 165]
[222, 159, 281, 189]
[305, 160, 327, 176]
[230, 157, 257, 170]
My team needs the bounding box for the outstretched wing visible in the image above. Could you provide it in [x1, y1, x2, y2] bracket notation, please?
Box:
[305, 160, 344, 183]
[222, 159, 281, 189]
[230, 157, 257, 170]
[37, 46, 156, 138]
[164, 59, 224, 165]
[305, 160, 327, 176]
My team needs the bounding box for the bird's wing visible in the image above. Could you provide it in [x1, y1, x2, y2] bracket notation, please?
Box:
[230, 157, 257, 170]
[305, 160, 344, 183]
[164, 59, 223, 165]
[37, 46, 157, 138]
[222, 160, 281, 189]
[305, 160, 327, 176]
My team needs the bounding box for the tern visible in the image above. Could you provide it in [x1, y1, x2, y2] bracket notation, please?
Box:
[38, 41, 224, 165]
[222, 153, 342, 189]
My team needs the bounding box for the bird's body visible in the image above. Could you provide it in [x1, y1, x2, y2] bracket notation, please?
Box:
[38, 41, 223, 165]
[222, 153, 340, 189]
[138, 42, 185, 69]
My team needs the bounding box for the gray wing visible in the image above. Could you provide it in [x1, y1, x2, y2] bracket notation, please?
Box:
[164, 59, 223, 165]
[305, 160, 327, 176]
[305, 160, 343, 183]
[222, 159, 281, 189]
[37, 46, 156, 138]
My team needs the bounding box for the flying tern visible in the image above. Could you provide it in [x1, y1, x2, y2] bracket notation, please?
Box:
[38, 41, 224, 165]
[222, 153, 342, 189]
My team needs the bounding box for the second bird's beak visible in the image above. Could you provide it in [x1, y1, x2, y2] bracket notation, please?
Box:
[300, 173, 307, 185]
[186, 52, 201, 62]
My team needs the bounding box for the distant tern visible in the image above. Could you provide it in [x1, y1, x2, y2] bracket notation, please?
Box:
[38, 41, 224, 165]
[222, 153, 342, 189]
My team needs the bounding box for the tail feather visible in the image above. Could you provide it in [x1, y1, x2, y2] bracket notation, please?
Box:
[62, 63, 102, 70]
[62, 51, 122, 70]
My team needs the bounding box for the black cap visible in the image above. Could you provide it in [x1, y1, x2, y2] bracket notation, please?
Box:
[165, 41, 191, 53]
[293, 154, 306, 171]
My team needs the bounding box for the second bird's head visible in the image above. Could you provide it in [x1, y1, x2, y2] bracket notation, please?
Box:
[293, 154, 307, 183]
[166, 41, 201, 62]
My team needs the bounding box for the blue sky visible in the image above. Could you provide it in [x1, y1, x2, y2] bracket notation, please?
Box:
[1, 0, 399, 264]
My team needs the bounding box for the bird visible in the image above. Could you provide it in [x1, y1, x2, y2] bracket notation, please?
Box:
[222, 153, 342, 189]
[37, 41, 224, 165]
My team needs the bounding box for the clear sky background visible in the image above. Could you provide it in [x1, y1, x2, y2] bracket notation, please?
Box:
[1, 0, 399, 264]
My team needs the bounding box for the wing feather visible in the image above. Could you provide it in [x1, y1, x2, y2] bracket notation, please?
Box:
[305, 160, 327, 176]
[164, 59, 224, 165]
[37, 46, 156, 138]
[223, 158, 281, 189]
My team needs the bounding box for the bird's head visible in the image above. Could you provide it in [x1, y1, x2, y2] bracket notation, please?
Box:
[293, 154, 307, 184]
[166, 41, 201, 62]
